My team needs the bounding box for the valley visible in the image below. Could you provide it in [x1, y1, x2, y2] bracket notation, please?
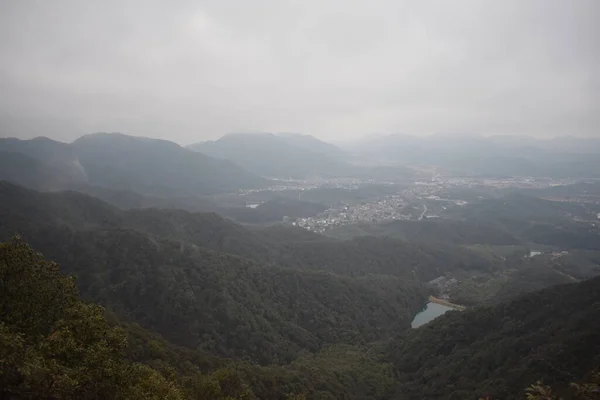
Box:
[1, 132, 600, 399]
[1, 2, 598, 397]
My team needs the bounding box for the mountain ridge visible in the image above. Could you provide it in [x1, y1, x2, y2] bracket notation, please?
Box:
[0, 133, 269, 195]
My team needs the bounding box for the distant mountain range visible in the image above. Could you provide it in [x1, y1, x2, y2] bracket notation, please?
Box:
[188, 132, 350, 179]
[0, 133, 268, 195]
[276, 132, 349, 160]
[5, 130, 598, 196]
[189, 132, 414, 180]
[0, 133, 340, 225]
[0, 136, 88, 190]
[345, 134, 600, 178]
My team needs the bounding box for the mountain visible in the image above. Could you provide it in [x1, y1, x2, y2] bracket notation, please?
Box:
[0, 137, 87, 189]
[0, 136, 84, 172]
[452, 193, 600, 250]
[64, 182, 225, 214]
[0, 181, 428, 365]
[276, 132, 349, 160]
[0, 133, 269, 196]
[189, 132, 349, 179]
[72, 133, 268, 195]
[347, 134, 600, 178]
[61, 182, 325, 225]
[271, 235, 499, 282]
[529, 136, 600, 154]
[325, 219, 521, 246]
[0, 151, 59, 190]
[388, 276, 600, 399]
[0, 238, 187, 399]
[3, 181, 600, 399]
[0, 181, 494, 282]
[189, 133, 415, 181]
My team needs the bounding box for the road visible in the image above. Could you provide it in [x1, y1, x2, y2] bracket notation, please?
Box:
[428, 296, 466, 311]
[419, 204, 427, 220]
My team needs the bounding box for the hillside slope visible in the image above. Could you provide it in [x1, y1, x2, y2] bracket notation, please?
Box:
[0, 238, 185, 399]
[0, 134, 269, 195]
[276, 132, 349, 160]
[389, 277, 600, 399]
[189, 133, 349, 179]
[0, 137, 87, 189]
[72, 133, 268, 195]
[0, 181, 500, 283]
[0, 182, 427, 364]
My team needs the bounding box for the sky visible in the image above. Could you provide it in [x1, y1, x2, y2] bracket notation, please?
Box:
[0, 0, 598, 144]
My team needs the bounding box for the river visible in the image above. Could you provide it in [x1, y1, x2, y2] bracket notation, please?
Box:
[411, 302, 453, 328]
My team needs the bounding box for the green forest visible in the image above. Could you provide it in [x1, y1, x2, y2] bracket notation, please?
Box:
[1, 180, 599, 399]
[2, 238, 599, 399]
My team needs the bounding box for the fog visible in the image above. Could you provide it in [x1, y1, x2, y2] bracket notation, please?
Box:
[1, 0, 598, 144]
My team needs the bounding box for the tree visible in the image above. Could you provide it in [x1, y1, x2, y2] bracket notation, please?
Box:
[0, 237, 183, 399]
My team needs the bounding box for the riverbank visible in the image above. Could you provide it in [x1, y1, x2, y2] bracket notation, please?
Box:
[428, 295, 466, 311]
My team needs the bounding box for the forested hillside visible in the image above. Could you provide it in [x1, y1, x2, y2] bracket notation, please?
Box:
[0, 134, 269, 196]
[0, 151, 60, 190]
[0, 181, 497, 282]
[189, 133, 349, 179]
[5, 237, 597, 399]
[272, 235, 499, 280]
[326, 219, 521, 246]
[2, 1, 599, 398]
[0, 136, 87, 185]
[389, 277, 600, 399]
[0, 182, 428, 365]
[190, 133, 414, 181]
[0, 238, 185, 399]
[72, 133, 268, 195]
[453, 194, 600, 251]
[2, 181, 599, 399]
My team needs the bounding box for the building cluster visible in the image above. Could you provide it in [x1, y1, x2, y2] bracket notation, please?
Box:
[247, 174, 584, 234]
[293, 195, 411, 233]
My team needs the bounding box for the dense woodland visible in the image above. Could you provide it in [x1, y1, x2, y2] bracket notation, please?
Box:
[0, 181, 429, 365]
[2, 238, 599, 399]
[389, 276, 600, 399]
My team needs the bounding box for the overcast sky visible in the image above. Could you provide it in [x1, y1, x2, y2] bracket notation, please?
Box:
[0, 0, 598, 144]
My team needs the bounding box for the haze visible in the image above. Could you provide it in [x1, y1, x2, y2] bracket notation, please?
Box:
[1, 0, 598, 144]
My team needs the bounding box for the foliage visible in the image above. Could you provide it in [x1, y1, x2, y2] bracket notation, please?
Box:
[525, 382, 555, 400]
[2, 181, 600, 399]
[451, 193, 600, 250]
[181, 368, 255, 400]
[241, 344, 397, 400]
[326, 219, 521, 246]
[0, 237, 184, 399]
[0, 184, 428, 364]
[569, 370, 600, 399]
[388, 277, 600, 399]
[273, 235, 499, 281]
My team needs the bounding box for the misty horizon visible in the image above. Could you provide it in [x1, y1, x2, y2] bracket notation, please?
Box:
[1, 0, 598, 144]
[5, 130, 600, 149]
